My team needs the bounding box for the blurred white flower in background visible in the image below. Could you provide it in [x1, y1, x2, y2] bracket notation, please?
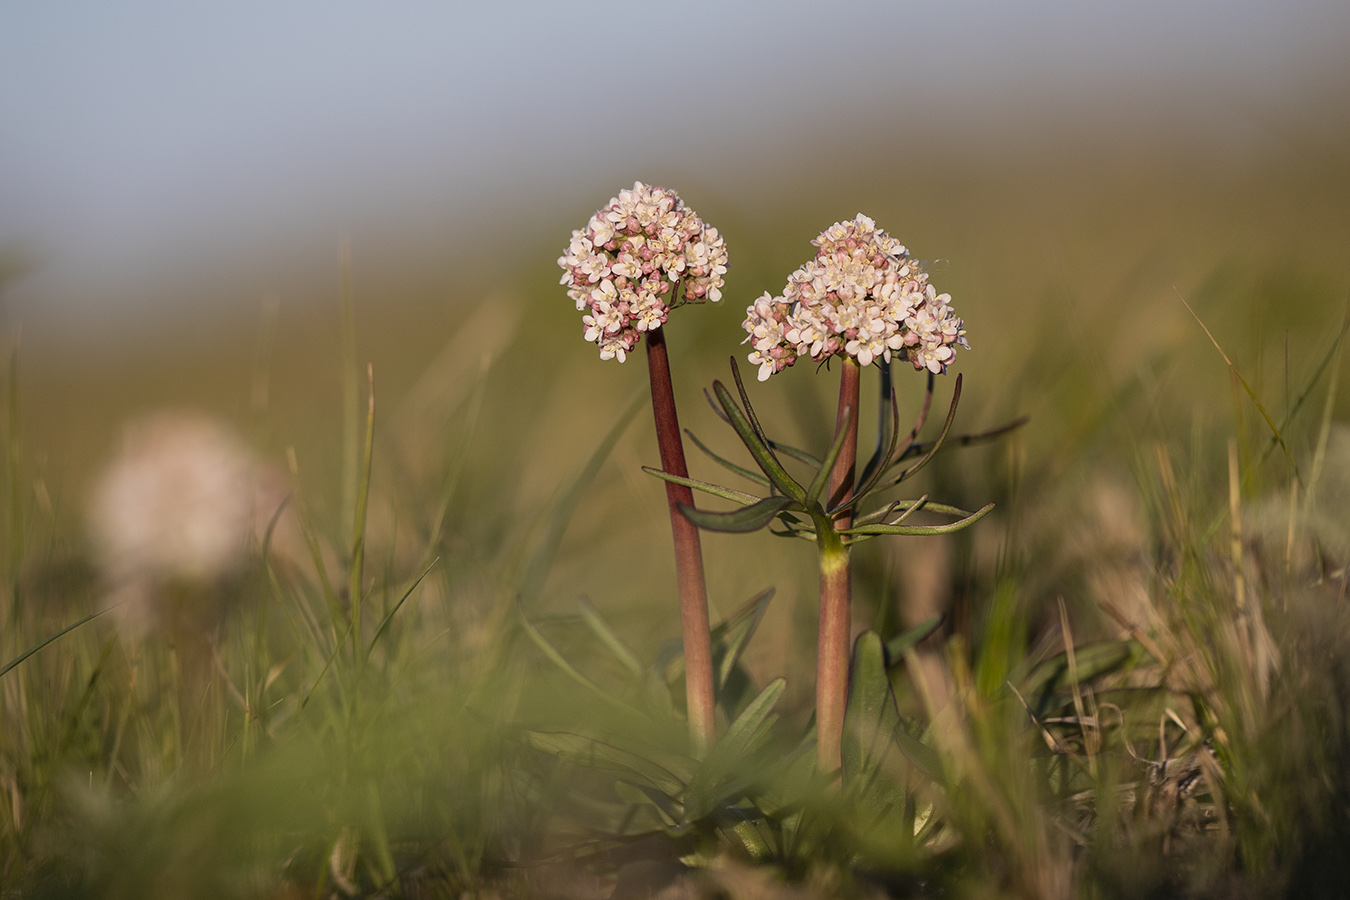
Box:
[87, 411, 268, 633]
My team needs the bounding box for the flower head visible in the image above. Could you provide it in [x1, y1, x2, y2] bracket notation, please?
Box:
[742, 214, 968, 381]
[559, 182, 727, 361]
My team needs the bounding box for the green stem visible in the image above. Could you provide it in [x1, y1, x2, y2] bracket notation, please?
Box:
[646, 326, 716, 754]
[817, 359, 861, 774]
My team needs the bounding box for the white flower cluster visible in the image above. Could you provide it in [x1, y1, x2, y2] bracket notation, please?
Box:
[559, 182, 728, 362]
[742, 214, 968, 381]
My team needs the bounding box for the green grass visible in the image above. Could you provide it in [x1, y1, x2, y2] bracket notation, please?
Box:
[3, 143, 1350, 898]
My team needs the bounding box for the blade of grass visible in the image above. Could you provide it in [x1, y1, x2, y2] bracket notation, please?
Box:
[884, 614, 943, 664]
[0, 605, 115, 680]
[349, 364, 376, 662]
[339, 239, 358, 543]
[1177, 288, 1299, 485]
[1058, 598, 1098, 778]
[1260, 299, 1350, 470]
[285, 447, 342, 632]
[366, 558, 438, 657]
[519, 391, 644, 604]
[516, 601, 643, 716]
[523, 731, 686, 797]
[578, 597, 643, 678]
[6, 340, 22, 595]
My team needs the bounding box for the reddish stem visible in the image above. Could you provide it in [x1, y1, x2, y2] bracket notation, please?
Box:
[816, 542, 851, 775]
[646, 326, 716, 753]
[828, 360, 862, 528]
[817, 359, 861, 774]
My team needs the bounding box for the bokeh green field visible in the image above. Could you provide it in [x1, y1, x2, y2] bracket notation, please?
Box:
[3, 128, 1350, 897]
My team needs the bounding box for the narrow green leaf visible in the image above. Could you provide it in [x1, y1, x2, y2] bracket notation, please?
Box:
[974, 577, 1023, 698]
[678, 496, 796, 534]
[853, 365, 903, 505]
[641, 467, 760, 505]
[712, 381, 805, 503]
[726, 820, 776, 860]
[877, 373, 963, 490]
[523, 731, 685, 796]
[805, 405, 854, 509]
[715, 677, 786, 761]
[892, 415, 1031, 463]
[1019, 640, 1135, 713]
[864, 493, 930, 532]
[842, 501, 994, 537]
[711, 588, 774, 691]
[614, 780, 682, 829]
[765, 440, 822, 468]
[853, 497, 970, 526]
[842, 632, 907, 814]
[516, 601, 641, 715]
[684, 429, 770, 487]
[892, 726, 945, 787]
[705, 367, 829, 467]
[883, 614, 943, 665]
[578, 597, 643, 677]
[687, 678, 786, 817]
[892, 369, 936, 465]
[728, 355, 772, 449]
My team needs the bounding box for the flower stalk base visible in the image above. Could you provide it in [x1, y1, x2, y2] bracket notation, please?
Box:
[646, 326, 716, 754]
[817, 359, 861, 774]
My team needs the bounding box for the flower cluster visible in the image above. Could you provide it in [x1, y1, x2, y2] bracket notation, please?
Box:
[742, 215, 967, 381]
[559, 182, 727, 362]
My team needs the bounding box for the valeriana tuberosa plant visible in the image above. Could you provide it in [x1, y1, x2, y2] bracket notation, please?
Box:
[558, 182, 728, 753]
[743, 215, 969, 772]
[659, 214, 987, 776]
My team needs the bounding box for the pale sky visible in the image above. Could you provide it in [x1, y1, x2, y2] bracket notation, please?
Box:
[2, 0, 1347, 328]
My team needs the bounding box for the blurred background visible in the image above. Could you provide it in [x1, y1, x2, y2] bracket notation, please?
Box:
[1, 0, 1349, 636]
[5, 6, 1350, 893]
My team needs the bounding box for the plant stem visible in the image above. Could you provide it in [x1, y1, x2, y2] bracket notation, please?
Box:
[829, 360, 862, 525]
[817, 359, 861, 774]
[815, 532, 851, 775]
[646, 325, 716, 754]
